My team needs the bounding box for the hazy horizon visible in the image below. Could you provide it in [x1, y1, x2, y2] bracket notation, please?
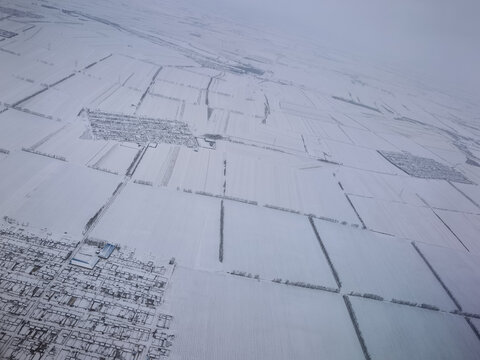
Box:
[189, 0, 480, 100]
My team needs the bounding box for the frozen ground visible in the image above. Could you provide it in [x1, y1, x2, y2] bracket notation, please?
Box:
[165, 267, 364, 360]
[0, 0, 479, 359]
[350, 296, 480, 360]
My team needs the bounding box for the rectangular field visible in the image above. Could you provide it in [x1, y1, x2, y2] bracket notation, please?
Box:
[349, 296, 480, 360]
[0, 109, 64, 152]
[225, 146, 360, 224]
[0, 152, 120, 237]
[415, 243, 480, 315]
[91, 184, 221, 269]
[434, 210, 480, 254]
[349, 195, 464, 250]
[223, 201, 338, 287]
[166, 267, 364, 360]
[315, 220, 457, 310]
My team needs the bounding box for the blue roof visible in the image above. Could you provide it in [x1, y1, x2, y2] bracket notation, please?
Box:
[98, 243, 115, 259]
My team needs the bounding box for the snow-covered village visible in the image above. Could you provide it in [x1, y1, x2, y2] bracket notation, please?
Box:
[0, 0, 479, 358]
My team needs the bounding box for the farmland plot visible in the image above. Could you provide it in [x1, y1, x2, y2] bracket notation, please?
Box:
[181, 103, 208, 134]
[150, 81, 200, 104]
[0, 151, 61, 209]
[272, 84, 319, 110]
[380, 133, 450, 161]
[0, 18, 25, 34]
[295, 167, 361, 223]
[34, 122, 112, 165]
[225, 113, 306, 154]
[8, 56, 73, 91]
[323, 139, 402, 174]
[90, 84, 142, 116]
[224, 146, 302, 206]
[0, 71, 43, 105]
[471, 318, 480, 334]
[201, 108, 229, 135]
[136, 94, 183, 121]
[434, 210, 480, 254]
[166, 267, 364, 360]
[209, 72, 260, 100]
[0, 152, 119, 236]
[83, 54, 159, 91]
[0, 109, 64, 151]
[453, 182, 480, 208]
[223, 201, 338, 287]
[425, 146, 468, 166]
[349, 195, 464, 250]
[133, 145, 224, 193]
[20, 74, 113, 121]
[2, 22, 110, 70]
[340, 127, 397, 150]
[87, 142, 141, 175]
[155, 67, 211, 89]
[225, 149, 359, 224]
[411, 178, 479, 213]
[415, 243, 480, 314]
[349, 296, 480, 360]
[131, 144, 176, 185]
[304, 119, 354, 143]
[167, 147, 224, 194]
[315, 220, 457, 310]
[91, 184, 220, 269]
[208, 91, 264, 118]
[300, 134, 335, 159]
[337, 167, 480, 212]
[336, 167, 424, 206]
[459, 163, 480, 185]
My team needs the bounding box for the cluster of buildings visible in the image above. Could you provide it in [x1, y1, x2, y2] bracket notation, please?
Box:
[378, 150, 473, 183]
[87, 109, 198, 148]
[0, 227, 175, 359]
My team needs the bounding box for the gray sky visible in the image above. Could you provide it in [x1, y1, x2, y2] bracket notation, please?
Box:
[195, 0, 480, 99]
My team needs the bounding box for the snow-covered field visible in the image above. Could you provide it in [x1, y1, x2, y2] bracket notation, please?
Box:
[166, 267, 364, 360]
[0, 0, 479, 358]
[315, 220, 458, 310]
[415, 243, 480, 314]
[0, 152, 120, 236]
[222, 201, 338, 287]
[91, 183, 221, 268]
[350, 296, 480, 360]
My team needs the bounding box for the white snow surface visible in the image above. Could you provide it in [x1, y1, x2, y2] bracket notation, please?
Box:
[416, 243, 480, 314]
[0, 0, 479, 358]
[315, 220, 458, 310]
[350, 296, 480, 360]
[166, 267, 365, 360]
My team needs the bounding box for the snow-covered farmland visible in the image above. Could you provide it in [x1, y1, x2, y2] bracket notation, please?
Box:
[223, 201, 338, 287]
[0, 151, 119, 236]
[0, 109, 64, 151]
[315, 220, 457, 310]
[415, 243, 480, 315]
[86, 142, 141, 175]
[1, 0, 479, 358]
[20, 73, 113, 121]
[224, 145, 360, 224]
[434, 210, 480, 254]
[349, 195, 465, 250]
[166, 267, 364, 360]
[91, 184, 221, 268]
[33, 122, 107, 163]
[350, 296, 480, 360]
[132, 144, 224, 193]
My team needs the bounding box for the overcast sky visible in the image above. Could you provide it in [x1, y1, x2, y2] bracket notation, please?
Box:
[194, 0, 480, 98]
